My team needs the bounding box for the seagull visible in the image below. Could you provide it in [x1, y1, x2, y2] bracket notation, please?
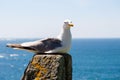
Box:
[6, 19, 74, 53]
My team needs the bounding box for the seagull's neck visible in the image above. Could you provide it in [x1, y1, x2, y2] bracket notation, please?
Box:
[57, 27, 71, 43]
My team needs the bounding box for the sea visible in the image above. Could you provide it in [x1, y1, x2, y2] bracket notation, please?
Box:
[0, 38, 120, 80]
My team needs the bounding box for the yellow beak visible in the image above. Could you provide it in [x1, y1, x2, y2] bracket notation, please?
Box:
[69, 23, 74, 27]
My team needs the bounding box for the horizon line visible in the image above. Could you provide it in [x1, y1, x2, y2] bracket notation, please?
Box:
[0, 37, 120, 40]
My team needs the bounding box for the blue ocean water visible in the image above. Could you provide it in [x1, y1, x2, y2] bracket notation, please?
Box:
[0, 39, 120, 80]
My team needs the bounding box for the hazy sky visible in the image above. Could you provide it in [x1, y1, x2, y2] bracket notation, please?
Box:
[0, 0, 120, 38]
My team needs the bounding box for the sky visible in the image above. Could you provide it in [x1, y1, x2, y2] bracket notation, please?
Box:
[0, 0, 120, 38]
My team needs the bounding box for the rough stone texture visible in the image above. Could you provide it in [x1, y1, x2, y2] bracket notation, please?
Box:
[22, 53, 72, 80]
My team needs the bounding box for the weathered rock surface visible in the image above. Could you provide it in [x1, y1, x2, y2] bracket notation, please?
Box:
[22, 53, 72, 80]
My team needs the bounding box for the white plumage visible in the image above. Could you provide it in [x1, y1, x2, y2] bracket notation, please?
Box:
[7, 19, 74, 53]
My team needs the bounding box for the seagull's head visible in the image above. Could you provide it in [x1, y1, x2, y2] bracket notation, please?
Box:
[63, 19, 74, 29]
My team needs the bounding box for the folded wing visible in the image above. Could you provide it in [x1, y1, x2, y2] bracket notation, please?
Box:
[7, 38, 62, 53]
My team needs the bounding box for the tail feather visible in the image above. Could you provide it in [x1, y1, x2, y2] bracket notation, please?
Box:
[6, 44, 21, 48]
[6, 44, 36, 51]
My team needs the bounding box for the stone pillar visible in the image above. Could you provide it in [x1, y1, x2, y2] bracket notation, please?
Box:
[22, 53, 72, 80]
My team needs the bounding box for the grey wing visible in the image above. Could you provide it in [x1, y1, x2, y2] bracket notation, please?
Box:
[21, 38, 62, 53]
